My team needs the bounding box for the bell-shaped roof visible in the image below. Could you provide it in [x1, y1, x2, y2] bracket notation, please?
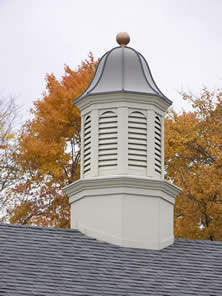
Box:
[75, 35, 172, 105]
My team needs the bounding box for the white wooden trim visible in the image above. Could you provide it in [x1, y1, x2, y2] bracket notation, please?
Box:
[90, 109, 98, 177]
[80, 115, 84, 178]
[147, 109, 155, 177]
[118, 107, 128, 174]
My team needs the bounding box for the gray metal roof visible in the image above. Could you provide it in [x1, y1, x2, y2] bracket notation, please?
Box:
[75, 46, 172, 105]
[1, 223, 222, 295]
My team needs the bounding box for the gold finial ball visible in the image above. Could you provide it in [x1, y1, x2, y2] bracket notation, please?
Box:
[116, 32, 130, 47]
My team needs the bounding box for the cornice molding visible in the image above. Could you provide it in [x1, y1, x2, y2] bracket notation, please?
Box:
[63, 175, 181, 205]
[75, 92, 171, 113]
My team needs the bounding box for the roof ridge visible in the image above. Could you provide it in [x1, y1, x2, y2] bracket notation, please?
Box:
[0, 223, 78, 232]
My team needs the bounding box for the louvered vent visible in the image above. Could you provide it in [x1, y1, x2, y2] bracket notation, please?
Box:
[83, 115, 91, 174]
[98, 111, 118, 168]
[154, 115, 162, 174]
[128, 111, 147, 168]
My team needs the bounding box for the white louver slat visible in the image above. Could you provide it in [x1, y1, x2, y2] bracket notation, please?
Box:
[99, 111, 118, 168]
[154, 115, 162, 174]
[128, 111, 147, 168]
[83, 115, 91, 174]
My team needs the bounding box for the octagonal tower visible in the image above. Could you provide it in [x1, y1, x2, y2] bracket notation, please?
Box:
[64, 33, 181, 250]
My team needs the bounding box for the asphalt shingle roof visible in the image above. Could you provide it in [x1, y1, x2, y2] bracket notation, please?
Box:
[1, 223, 222, 295]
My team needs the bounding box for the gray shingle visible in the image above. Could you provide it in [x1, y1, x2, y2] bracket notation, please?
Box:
[0, 223, 222, 295]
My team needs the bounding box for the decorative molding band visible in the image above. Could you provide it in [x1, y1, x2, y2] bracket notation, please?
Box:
[76, 92, 170, 113]
[63, 175, 181, 205]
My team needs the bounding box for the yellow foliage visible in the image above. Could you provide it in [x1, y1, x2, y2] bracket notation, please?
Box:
[165, 88, 222, 240]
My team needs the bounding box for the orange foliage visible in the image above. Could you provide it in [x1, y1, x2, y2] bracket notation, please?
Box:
[8, 53, 97, 227]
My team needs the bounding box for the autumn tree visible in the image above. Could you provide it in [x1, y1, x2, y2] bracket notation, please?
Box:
[5, 54, 97, 227]
[165, 88, 222, 241]
[5, 51, 222, 241]
[0, 98, 20, 220]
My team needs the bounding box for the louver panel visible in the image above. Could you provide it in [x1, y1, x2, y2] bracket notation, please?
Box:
[99, 111, 118, 168]
[154, 115, 162, 174]
[128, 111, 147, 168]
[83, 115, 91, 174]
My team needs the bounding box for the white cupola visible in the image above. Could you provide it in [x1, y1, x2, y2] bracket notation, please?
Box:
[64, 33, 181, 250]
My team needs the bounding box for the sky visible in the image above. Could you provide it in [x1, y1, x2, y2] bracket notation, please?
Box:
[1, 0, 222, 122]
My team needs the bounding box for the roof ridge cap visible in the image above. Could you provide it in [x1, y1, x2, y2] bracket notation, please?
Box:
[0, 223, 77, 232]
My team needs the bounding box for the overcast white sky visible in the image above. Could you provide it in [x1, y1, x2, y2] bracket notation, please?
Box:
[1, 0, 222, 121]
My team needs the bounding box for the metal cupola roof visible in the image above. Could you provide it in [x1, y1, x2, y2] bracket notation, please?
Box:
[75, 32, 172, 105]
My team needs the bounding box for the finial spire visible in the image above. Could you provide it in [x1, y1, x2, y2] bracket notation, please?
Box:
[116, 32, 130, 47]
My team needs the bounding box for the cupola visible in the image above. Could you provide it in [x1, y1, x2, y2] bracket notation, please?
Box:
[64, 33, 181, 250]
[75, 43, 171, 104]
